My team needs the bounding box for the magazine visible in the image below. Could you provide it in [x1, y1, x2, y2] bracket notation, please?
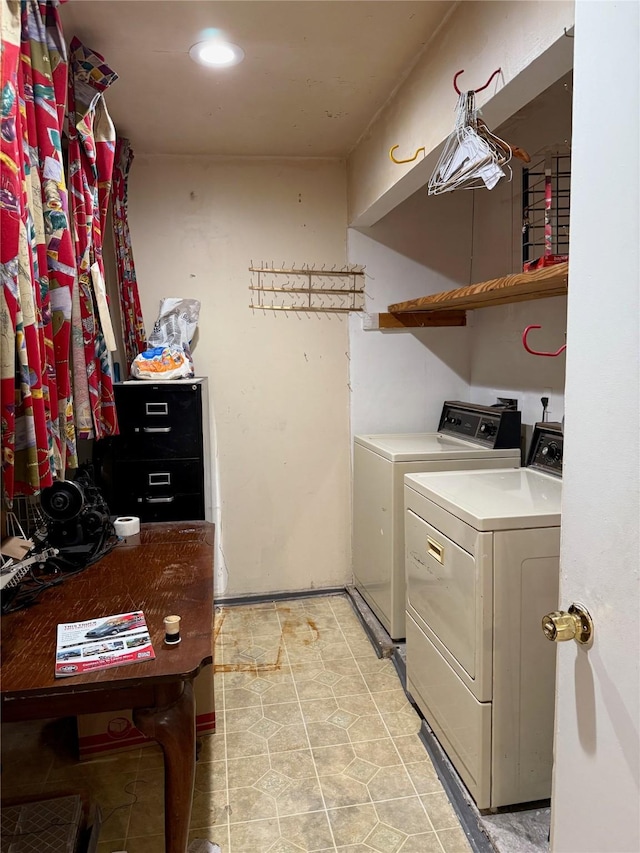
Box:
[55, 610, 156, 677]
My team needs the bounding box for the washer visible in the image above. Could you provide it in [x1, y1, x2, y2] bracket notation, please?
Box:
[353, 401, 521, 640]
[404, 423, 563, 809]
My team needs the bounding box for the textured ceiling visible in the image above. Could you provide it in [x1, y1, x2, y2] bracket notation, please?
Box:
[59, 0, 453, 157]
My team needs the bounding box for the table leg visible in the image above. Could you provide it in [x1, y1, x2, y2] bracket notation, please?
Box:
[133, 679, 195, 853]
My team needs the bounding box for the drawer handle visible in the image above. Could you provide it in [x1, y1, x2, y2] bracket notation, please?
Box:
[143, 426, 171, 433]
[146, 402, 168, 416]
[148, 473, 171, 486]
[427, 536, 444, 564]
[145, 496, 175, 504]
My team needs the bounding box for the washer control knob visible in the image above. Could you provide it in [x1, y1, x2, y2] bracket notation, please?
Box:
[541, 442, 561, 461]
[480, 422, 496, 435]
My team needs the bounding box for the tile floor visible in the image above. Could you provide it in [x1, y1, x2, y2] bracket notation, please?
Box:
[0, 594, 473, 853]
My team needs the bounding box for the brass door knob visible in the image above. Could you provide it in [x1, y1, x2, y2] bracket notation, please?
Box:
[542, 603, 594, 644]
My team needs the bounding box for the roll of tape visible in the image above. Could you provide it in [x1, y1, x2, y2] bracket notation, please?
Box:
[114, 516, 141, 537]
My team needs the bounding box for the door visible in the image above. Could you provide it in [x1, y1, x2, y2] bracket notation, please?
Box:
[551, 3, 639, 851]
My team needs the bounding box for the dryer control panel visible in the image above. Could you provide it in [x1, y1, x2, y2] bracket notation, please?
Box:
[527, 422, 564, 477]
[438, 401, 521, 450]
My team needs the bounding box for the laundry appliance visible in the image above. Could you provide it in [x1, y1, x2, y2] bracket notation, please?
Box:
[404, 423, 563, 809]
[352, 401, 522, 641]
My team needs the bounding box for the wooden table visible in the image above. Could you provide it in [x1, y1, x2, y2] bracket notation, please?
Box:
[0, 521, 214, 853]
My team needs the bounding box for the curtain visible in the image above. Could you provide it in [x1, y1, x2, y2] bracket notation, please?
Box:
[67, 36, 119, 440]
[1, 6, 122, 505]
[111, 137, 146, 374]
[1, 0, 76, 504]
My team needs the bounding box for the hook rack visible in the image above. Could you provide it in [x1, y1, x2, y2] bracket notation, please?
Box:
[522, 325, 567, 357]
[249, 263, 366, 315]
[453, 68, 502, 96]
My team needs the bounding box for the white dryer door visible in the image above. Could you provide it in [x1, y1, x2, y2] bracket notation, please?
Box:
[406, 509, 493, 698]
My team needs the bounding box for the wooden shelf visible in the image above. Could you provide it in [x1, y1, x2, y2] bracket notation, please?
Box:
[375, 262, 568, 328]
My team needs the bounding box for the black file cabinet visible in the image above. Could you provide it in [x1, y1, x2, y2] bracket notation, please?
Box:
[96, 379, 209, 522]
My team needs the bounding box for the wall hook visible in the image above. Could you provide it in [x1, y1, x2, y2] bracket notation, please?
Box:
[389, 144, 425, 164]
[522, 325, 567, 357]
[453, 67, 502, 96]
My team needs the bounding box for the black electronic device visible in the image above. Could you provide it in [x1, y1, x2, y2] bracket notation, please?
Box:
[38, 467, 112, 556]
[438, 400, 522, 450]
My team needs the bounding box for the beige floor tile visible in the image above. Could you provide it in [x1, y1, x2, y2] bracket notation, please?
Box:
[197, 731, 227, 762]
[437, 826, 473, 852]
[353, 738, 402, 768]
[380, 709, 422, 737]
[225, 729, 268, 758]
[0, 597, 472, 853]
[332, 674, 369, 697]
[307, 720, 351, 748]
[327, 802, 379, 847]
[227, 754, 271, 788]
[322, 659, 361, 677]
[227, 785, 278, 822]
[279, 810, 335, 851]
[224, 704, 264, 732]
[373, 795, 433, 834]
[421, 791, 463, 830]
[366, 764, 416, 801]
[394, 734, 430, 765]
[268, 722, 310, 753]
[194, 759, 227, 793]
[224, 686, 264, 710]
[216, 668, 258, 689]
[261, 682, 299, 704]
[319, 772, 372, 809]
[269, 747, 317, 780]
[398, 831, 445, 852]
[229, 816, 280, 852]
[336, 693, 379, 716]
[300, 696, 340, 723]
[190, 788, 230, 829]
[312, 743, 357, 776]
[97, 839, 126, 853]
[263, 701, 304, 726]
[295, 678, 336, 701]
[405, 760, 444, 795]
[347, 714, 389, 743]
[124, 833, 165, 852]
[276, 775, 325, 816]
[127, 797, 165, 837]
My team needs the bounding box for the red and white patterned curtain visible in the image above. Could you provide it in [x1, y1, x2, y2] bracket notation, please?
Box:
[67, 36, 119, 441]
[1, 0, 77, 503]
[111, 137, 146, 373]
[1, 2, 120, 505]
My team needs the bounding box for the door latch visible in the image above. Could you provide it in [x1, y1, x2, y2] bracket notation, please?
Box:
[542, 603, 594, 644]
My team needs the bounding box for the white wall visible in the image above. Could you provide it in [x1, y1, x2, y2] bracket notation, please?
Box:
[127, 157, 352, 598]
[348, 74, 572, 443]
[347, 0, 575, 226]
[551, 2, 640, 849]
[469, 75, 572, 428]
[348, 188, 471, 436]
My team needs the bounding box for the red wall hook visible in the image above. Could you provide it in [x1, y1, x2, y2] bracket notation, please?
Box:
[522, 325, 567, 357]
[453, 68, 502, 96]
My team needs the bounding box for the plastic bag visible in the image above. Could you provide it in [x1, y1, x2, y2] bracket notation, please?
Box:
[131, 298, 200, 380]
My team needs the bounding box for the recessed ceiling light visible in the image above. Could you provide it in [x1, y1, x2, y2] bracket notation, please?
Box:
[189, 40, 244, 68]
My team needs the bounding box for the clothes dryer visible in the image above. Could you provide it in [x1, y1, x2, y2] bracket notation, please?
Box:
[353, 401, 521, 640]
[404, 423, 563, 809]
